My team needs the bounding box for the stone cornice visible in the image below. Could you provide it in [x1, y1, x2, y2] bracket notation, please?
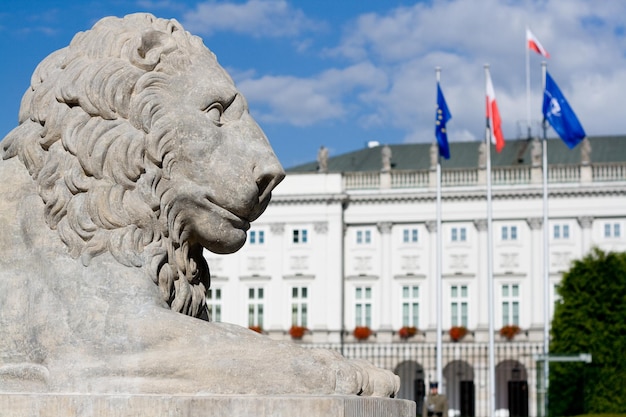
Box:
[269, 184, 626, 207]
[277, 184, 624, 205]
[270, 193, 348, 205]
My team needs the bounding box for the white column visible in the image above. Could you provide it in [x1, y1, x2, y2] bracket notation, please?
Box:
[473, 218, 488, 339]
[526, 217, 544, 331]
[425, 220, 438, 341]
[577, 216, 593, 256]
[377, 221, 393, 342]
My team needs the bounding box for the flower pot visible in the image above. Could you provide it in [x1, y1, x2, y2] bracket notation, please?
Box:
[289, 326, 307, 340]
[353, 326, 372, 341]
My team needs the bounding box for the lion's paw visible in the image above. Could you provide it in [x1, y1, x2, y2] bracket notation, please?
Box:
[313, 349, 399, 398]
[351, 359, 400, 397]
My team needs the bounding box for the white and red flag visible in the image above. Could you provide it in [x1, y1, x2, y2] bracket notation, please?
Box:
[486, 69, 505, 153]
[526, 28, 550, 58]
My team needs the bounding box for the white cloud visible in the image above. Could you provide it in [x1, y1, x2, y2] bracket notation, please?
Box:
[181, 0, 323, 37]
[219, 0, 626, 145]
[323, 0, 626, 142]
[237, 62, 388, 126]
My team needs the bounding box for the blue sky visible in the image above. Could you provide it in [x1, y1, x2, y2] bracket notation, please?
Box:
[1, 0, 625, 168]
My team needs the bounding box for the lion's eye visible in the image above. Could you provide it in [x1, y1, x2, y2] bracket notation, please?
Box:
[204, 103, 224, 125]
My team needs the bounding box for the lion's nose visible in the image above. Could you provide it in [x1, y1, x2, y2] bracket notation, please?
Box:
[255, 160, 285, 204]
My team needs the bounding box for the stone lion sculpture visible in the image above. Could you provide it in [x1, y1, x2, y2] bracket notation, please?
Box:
[0, 13, 399, 397]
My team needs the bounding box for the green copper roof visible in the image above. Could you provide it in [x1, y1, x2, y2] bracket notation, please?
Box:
[287, 136, 626, 173]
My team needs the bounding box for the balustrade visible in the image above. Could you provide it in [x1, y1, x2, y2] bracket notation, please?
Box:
[593, 163, 626, 181]
[391, 170, 429, 188]
[442, 169, 479, 186]
[491, 166, 531, 185]
[549, 165, 580, 182]
[343, 172, 380, 190]
[337, 162, 625, 190]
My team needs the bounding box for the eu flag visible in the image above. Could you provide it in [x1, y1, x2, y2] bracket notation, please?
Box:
[543, 71, 586, 149]
[435, 82, 452, 159]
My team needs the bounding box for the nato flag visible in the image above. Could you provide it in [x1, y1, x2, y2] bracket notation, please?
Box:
[542, 72, 586, 149]
[435, 83, 452, 159]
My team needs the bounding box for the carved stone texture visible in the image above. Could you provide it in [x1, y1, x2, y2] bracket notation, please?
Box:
[377, 222, 393, 234]
[270, 222, 286, 235]
[401, 255, 420, 272]
[577, 216, 594, 229]
[290, 255, 309, 271]
[247, 256, 266, 272]
[500, 253, 520, 269]
[0, 13, 399, 398]
[314, 221, 328, 234]
[355, 256, 373, 272]
[526, 217, 543, 230]
[473, 219, 488, 232]
[450, 254, 469, 270]
[551, 252, 572, 269]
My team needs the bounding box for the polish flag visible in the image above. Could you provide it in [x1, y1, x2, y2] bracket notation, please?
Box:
[486, 70, 505, 153]
[526, 28, 550, 58]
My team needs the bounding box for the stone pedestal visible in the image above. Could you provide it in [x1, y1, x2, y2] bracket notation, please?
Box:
[0, 394, 415, 417]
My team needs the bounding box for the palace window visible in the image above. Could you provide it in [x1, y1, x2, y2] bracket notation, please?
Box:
[553, 224, 570, 239]
[207, 288, 222, 322]
[450, 285, 468, 327]
[291, 286, 308, 327]
[248, 287, 264, 328]
[501, 225, 518, 241]
[451, 227, 467, 242]
[403, 228, 419, 243]
[604, 222, 621, 238]
[502, 284, 520, 326]
[249, 230, 265, 245]
[292, 228, 308, 244]
[356, 229, 372, 245]
[355, 286, 372, 327]
[401, 285, 420, 328]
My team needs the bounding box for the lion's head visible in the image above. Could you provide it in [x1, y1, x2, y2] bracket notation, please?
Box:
[1, 13, 285, 319]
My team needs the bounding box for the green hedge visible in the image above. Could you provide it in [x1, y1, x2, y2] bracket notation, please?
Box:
[549, 249, 626, 415]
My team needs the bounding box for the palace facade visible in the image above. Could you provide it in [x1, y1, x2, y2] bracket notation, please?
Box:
[203, 136, 626, 416]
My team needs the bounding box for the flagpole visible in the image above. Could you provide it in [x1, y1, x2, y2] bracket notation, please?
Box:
[484, 64, 496, 417]
[540, 60, 550, 417]
[526, 27, 532, 139]
[435, 66, 443, 389]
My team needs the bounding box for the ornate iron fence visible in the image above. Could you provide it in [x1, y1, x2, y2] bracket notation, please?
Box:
[308, 341, 544, 417]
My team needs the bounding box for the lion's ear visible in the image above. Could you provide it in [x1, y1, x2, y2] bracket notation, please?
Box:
[131, 30, 177, 71]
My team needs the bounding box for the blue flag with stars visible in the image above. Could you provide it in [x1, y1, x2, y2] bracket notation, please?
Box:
[543, 71, 586, 149]
[435, 82, 452, 159]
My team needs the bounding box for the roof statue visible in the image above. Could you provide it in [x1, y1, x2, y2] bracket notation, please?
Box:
[382, 144, 392, 172]
[580, 138, 592, 165]
[0, 13, 399, 398]
[430, 142, 438, 169]
[478, 141, 487, 168]
[531, 138, 542, 167]
[317, 145, 329, 173]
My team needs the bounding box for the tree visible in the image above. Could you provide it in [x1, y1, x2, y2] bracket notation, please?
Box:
[549, 249, 626, 416]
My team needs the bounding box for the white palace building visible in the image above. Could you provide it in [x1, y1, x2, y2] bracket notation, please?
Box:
[203, 135, 626, 417]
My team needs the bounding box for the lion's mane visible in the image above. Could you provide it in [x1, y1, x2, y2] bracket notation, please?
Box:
[1, 13, 215, 318]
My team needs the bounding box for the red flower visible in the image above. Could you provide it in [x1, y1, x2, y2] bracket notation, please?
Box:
[398, 326, 418, 339]
[499, 325, 521, 340]
[353, 326, 372, 341]
[449, 326, 468, 342]
[289, 325, 307, 339]
[248, 325, 263, 334]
